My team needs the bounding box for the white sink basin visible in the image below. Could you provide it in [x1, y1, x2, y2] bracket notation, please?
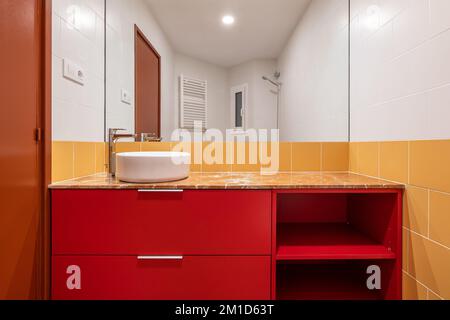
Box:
[116, 152, 191, 183]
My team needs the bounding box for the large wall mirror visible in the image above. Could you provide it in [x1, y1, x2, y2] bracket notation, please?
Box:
[51, 0, 349, 144]
[105, 0, 350, 142]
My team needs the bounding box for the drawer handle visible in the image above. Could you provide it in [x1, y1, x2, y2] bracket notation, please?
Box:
[137, 256, 184, 260]
[138, 189, 183, 193]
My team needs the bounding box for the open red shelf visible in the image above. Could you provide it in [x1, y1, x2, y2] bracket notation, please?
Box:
[276, 261, 388, 300]
[277, 223, 395, 261]
[273, 190, 403, 300]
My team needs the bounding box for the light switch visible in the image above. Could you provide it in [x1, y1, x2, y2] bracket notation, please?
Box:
[121, 89, 132, 105]
[63, 58, 85, 85]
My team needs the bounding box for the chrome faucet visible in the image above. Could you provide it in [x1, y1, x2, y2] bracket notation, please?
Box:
[108, 129, 137, 176]
[108, 128, 163, 176]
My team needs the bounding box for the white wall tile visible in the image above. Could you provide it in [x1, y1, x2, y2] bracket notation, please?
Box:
[427, 30, 450, 88]
[426, 84, 450, 139]
[278, 0, 349, 142]
[430, 0, 450, 36]
[86, 0, 105, 19]
[392, 0, 429, 58]
[52, 0, 105, 142]
[351, 0, 450, 142]
[378, 0, 408, 26]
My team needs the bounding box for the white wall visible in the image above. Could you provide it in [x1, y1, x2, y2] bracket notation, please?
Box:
[277, 0, 349, 142]
[173, 53, 229, 132]
[106, 0, 175, 140]
[350, 0, 450, 142]
[52, 0, 105, 142]
[229, 60, 278, 130]
[174, 56, 278, 133]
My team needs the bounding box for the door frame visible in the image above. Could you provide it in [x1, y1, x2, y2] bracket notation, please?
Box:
[41, 0, 52, 300]
[134, 24, 161, 137]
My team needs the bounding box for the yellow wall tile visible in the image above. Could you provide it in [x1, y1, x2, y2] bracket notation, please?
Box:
[408, 232, 450, 299]
[403, 272, 428, 300]
[349, 142, 358, 173]
[258, 142, 291, 173]
[322, 142, 349, 171]
[52, 142, 74, 182]
[349, 139, 450, 300]
[115, 142, 141, 153]
[74, 142, 96, 178]
[291, 143, 321, 172]
[95, 143, 106, 173]
[202, 142, 232, 172]
[380, 141, 409, 183]
[53, 141, 345, 175]
[191, 142, 203, 172]
[278, 142, 292, 172]
[232, 142, 261, 172]
[357, 142, 379, 177]
[404, 186, 429, 236]
[410, 140, 450, 193]
[430, 191, 450, 248]
[104, 143, 110, 172]
[428, 290, 443, 300]
[172, 141, 202, 172]
[141, 142, 172, 152]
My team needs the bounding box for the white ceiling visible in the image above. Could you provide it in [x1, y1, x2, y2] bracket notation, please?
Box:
[146, 0, 311, 68]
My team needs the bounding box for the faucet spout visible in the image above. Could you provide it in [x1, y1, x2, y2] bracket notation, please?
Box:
[112, 134, 138, 143]
[108, 129, 137, 176]
[108, 129, 164, 176]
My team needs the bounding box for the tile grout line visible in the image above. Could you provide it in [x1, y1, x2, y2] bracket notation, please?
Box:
[290, 142, 293, 172]
[427, 189, 431, 238]
[407, 141, 411, 184]
[403, 269, 444, 300]
[377, 142, 381, 178]
[71, 142, 75, 180]
[428, 288, 445, 300]
[404, 226, 409, 274]
[320, 143, 323, 171]
[408, 227, 450, 251]
[94, 143, 97, 174]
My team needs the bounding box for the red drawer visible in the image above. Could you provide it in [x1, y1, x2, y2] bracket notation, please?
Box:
[52, 190, 271, 255]
[52, 256, 271, 300]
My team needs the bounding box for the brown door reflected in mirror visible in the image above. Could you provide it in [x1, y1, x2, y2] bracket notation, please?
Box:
[135, 25, 161, 138]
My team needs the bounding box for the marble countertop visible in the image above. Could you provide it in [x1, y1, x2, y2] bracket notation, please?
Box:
[49, 172, 404, 190]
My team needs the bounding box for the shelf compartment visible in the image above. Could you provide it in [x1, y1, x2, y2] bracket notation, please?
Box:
[273, 190, 403, 300]
[276, 261, 394, 300]
[277, 223, 396, 261]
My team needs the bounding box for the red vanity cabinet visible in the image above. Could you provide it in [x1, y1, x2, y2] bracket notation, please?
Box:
[52, 189, 272, 300]
[51, 187, 403, 300]
[52, 189, 271, 255]
[52, 256, 271, 300]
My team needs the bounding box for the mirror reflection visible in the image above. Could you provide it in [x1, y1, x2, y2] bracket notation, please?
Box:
[105, 0, 349, 142]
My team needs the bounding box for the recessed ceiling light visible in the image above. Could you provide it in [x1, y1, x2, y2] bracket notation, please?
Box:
[222, 15, 235, 25]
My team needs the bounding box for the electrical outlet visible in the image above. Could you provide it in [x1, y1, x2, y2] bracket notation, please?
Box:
[121, 89, 132, 105]
[63, 58, 85, 85]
